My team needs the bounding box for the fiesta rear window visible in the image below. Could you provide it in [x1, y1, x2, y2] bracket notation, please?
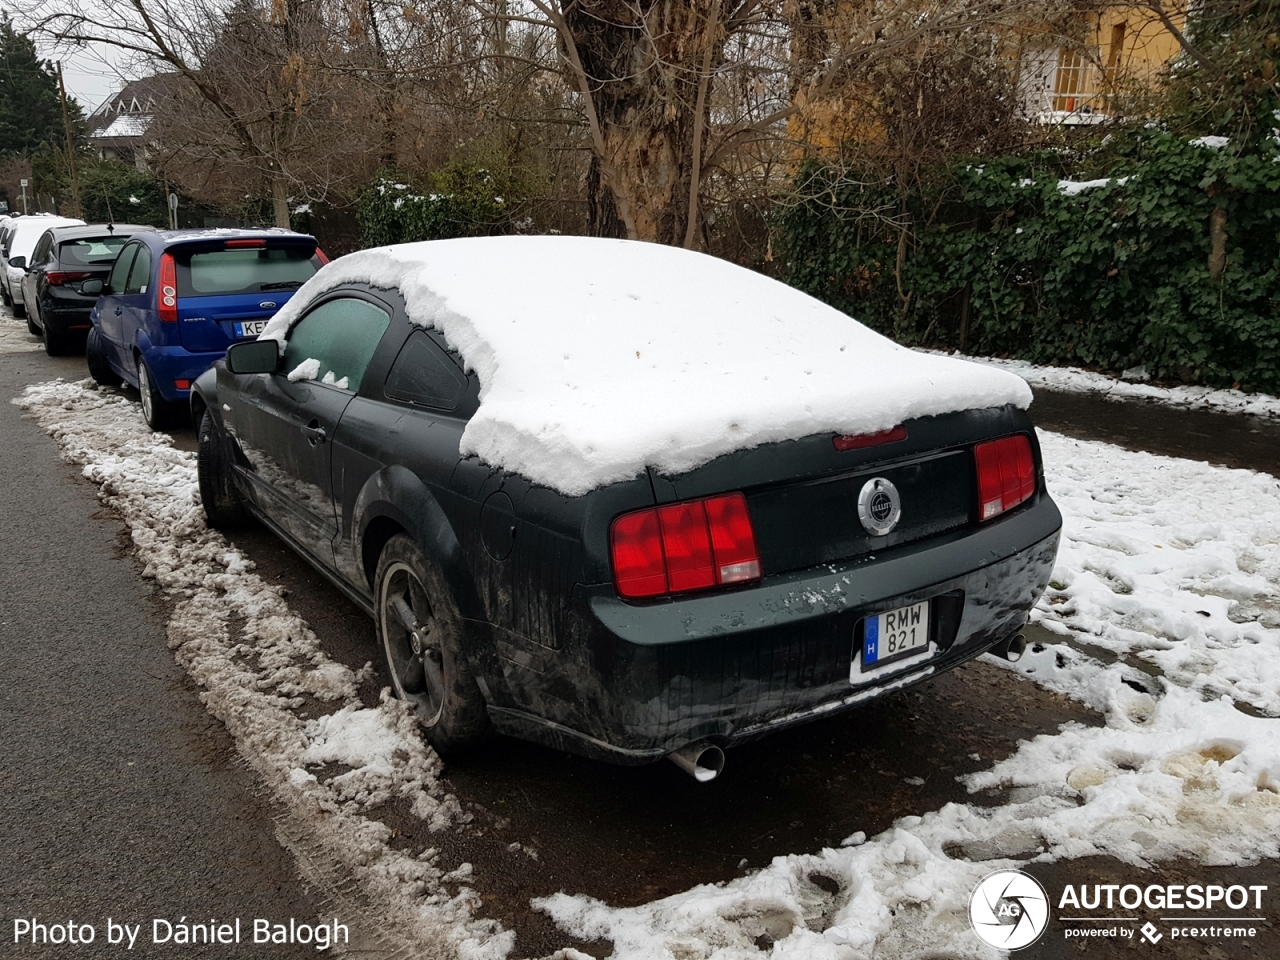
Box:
[174, 246, 320, 297]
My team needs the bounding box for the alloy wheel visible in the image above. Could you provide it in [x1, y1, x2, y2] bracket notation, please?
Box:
[379, 561, 445, 725]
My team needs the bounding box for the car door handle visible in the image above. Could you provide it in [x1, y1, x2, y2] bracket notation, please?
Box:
[114, 307, 122, 315]
[303, 419, 327, 446]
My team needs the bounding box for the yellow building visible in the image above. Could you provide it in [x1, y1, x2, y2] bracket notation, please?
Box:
[1016, 6, 1185, 123]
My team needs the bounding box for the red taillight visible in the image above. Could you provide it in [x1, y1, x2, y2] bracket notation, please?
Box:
[974, 434, 1036, 522]
[173, 379, 191, 390]
[704, 493, 761, 584]
[157, 253, 178, 322]
[224, 238, 267, 248]
[610, 493, 761, 599]
[611, 509, 667, 599]
[46, 271, 90, 287]
[833, 425, 907, 451]
[315, 247, 330, 264]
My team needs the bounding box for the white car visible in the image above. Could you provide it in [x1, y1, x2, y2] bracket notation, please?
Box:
[2, 215, 85, 318]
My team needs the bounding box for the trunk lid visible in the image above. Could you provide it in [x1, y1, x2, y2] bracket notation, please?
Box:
[647, 405, 1035, 577]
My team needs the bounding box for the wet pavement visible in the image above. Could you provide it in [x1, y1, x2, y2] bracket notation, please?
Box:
[4, 316, 1278, 959]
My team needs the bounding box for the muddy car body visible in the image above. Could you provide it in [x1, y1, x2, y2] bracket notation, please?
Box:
[191, 238, 1061, 776]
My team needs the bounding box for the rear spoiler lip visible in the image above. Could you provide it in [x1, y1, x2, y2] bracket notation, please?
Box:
[163, 235, 318, 253]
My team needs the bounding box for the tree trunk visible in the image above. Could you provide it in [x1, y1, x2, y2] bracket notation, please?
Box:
[562, 0, 726, 244]
[271, 175, 291, 228]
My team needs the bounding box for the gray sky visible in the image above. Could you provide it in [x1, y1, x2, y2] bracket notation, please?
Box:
[35, 38, 135, 113]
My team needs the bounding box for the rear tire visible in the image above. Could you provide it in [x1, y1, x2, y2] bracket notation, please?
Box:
[137, 359, 183, 430]
[375, 534, 491, 756]
[85, 328, 122, 386]
[42, 313, 69, 356]
[26, 314, 40, 336]
[197, 410, 250, 529]
[12, 300, 25, 319]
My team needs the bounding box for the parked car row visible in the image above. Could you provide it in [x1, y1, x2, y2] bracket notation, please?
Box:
[5, 228, 1062, 780]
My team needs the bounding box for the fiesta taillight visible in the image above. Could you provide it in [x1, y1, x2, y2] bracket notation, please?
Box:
[45, 271, 90, 287]
[224, 238, 267, 248]
[974, 434, 1036, 522]
[611, 493, 762, 599]
[315, 247, 330, 264]
[157, 253, 178, 322]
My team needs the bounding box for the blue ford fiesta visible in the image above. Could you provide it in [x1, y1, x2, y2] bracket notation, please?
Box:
[85, 228, 327, 428]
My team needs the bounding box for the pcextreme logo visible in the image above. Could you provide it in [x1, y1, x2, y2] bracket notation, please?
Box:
[969, 870, 1050, 950]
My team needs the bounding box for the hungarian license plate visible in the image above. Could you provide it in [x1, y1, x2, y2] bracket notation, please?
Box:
[859, 600, 931, 673]
[234, 320, 268, 338]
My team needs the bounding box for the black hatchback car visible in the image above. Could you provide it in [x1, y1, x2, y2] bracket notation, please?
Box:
[192, 238, 1061, 780]
[20, 223, 154, 355]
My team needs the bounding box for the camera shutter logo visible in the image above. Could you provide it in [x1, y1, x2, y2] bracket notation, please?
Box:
[969, 870, 1050, 950]
[857, 477, 901, 536]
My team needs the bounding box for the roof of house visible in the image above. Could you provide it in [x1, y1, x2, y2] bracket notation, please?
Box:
[88, 74, 185, 142]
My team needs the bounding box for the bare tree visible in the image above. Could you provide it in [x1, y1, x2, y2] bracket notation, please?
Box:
[25, 0, 371, 225]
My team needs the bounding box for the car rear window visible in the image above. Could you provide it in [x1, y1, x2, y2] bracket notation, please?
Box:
[175, 246, 319, 297]
[59, 237, 131, 266]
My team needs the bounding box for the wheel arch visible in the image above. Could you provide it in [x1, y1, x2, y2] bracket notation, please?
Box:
[354, 465, 485, 621]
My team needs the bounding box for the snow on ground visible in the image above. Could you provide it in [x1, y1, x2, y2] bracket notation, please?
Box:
[923, 349, 1280, 419]
[12, 378, 513, 960]
[259, 237, 1030, 496]
[0, 313, 41, 355]
[14, 376, 1280, 960]
[537, 435, 1280, 960]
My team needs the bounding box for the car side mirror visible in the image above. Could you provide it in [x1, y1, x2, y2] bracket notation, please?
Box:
[9, 256, 26, 270]
[80, 278, 104, 296]
[225, 339, 280, 375]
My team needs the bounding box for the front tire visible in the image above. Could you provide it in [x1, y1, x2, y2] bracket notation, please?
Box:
[197, 410, 250, 529]
[137, 359, 182, 430]
[86, 328, 122, 386]
[27, 312, 40, 336]
[376, 534, 490, 756]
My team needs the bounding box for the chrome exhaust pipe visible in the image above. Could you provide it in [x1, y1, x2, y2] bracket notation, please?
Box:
[993, 633, 1027, 663]
[668, 741, 725, 782]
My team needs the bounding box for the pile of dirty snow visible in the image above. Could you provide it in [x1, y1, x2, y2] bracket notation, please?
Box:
[261, 237, 1031, 496]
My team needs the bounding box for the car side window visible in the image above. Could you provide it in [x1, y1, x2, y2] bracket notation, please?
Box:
[124, 246, 152, 295]
[107, 245, 138, 294]
[383, 331, 468, 411]
[32, 232, 54, 265]
[281, 297, 392, 393]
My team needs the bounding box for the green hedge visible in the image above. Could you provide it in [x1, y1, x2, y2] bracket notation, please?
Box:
[357, 166, 512, 247]
[779, 130, 1280, 393]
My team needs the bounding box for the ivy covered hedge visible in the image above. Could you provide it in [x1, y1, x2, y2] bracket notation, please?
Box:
[357, 165, 514, 247]
[778, 130, 1280, 392]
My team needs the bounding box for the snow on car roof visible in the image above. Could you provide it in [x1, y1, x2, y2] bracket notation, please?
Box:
[260, 236, 1033, 496]
[7, 216, 86, 258]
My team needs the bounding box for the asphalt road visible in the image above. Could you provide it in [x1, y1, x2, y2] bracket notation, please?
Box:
[0, 315, 1276, 960]
[0, 335, 327, 958]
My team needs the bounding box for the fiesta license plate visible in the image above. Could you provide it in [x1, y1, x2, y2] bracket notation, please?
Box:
[859, 601, 930, 673]
[234, 320, 268, 338]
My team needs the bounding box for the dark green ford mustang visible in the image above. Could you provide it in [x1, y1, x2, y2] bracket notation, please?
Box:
[192, 278, 1060, 781]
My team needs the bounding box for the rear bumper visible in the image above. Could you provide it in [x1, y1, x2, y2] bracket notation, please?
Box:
[140, 345, 227, 402]
[39, 302, 94, 334]
[481, 492, 1062, 763]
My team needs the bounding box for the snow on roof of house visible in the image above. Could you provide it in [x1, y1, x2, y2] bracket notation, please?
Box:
[260, 236, 1033, 496]
[94, 114, 152, 140]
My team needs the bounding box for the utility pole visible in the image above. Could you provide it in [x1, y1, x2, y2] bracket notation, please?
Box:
[57, 63, 82, 219]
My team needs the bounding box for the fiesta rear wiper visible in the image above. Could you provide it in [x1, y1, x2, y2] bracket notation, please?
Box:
[259, 280, 304, 291]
